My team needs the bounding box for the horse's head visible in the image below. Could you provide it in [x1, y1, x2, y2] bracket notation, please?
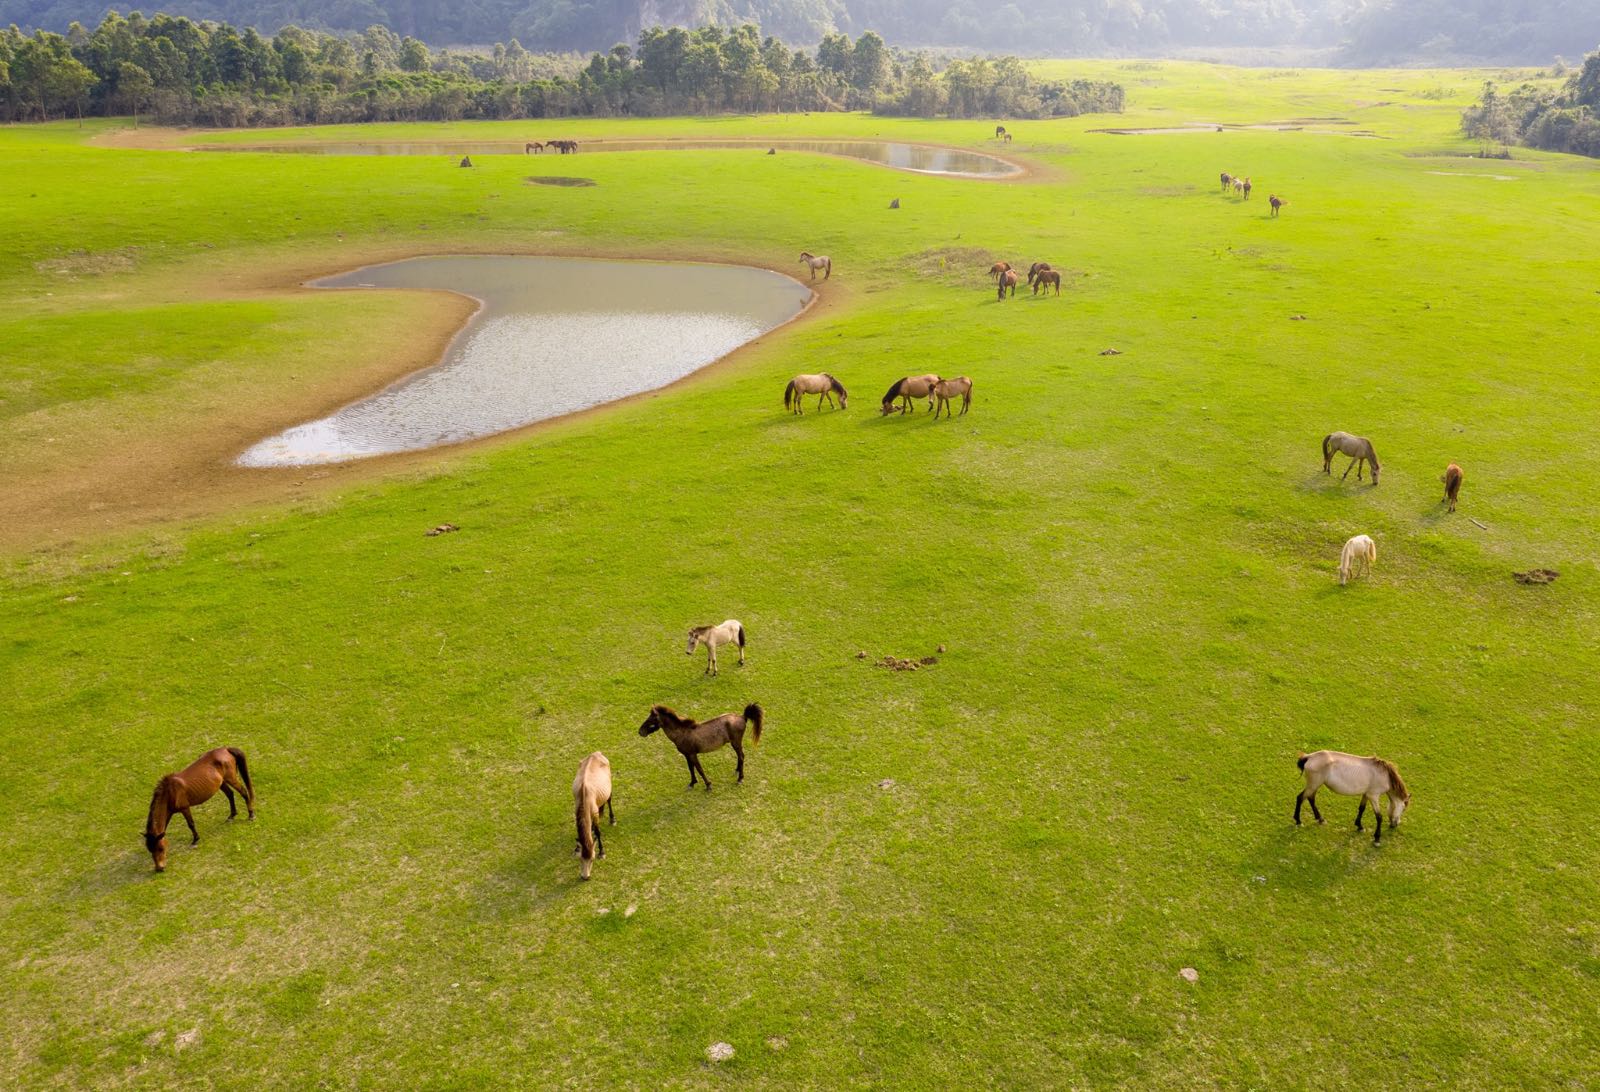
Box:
[880, 400, 901, 416]
[1370, 463, 1381, 485]
[798, 252, 812, 262]
[685, 628, 703, 656]
[638, 707, 662, 737]
[144, 830, 167, 872]
[1389, 795, 1408, 825]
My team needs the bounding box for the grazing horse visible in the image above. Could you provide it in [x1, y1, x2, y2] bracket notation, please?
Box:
[798, 252, 831, 280]
[1220, 171, 1233, 192]
[687, 618, 746, 675]
[1295, 750, 1409, 844]
[1026, 261, 1053, 286]
[932, 376, 973, 419]
[1242, 177, 1252, 200]
[995, 125, 1007, 138]
[1003, 132, 1013, 143]
[784, 373, 847, 414]
[1441, 463, 1464, 512]
[1033, 270, 1062, 296]
[1322, 431, 1381, 484]
[525, 142, 543, 154]
[988, 261, 1013, 281]
[573, 752, 614, 880]
[639, 704, 764, 790]
[997, 269, 1021, 299]
[144, 747, 255, 872]
[1232, 177, 1246, 197]
[1270, 194, 1288, 217]
[1338, 534, 1377, 585]
[881, 374, 941, 415]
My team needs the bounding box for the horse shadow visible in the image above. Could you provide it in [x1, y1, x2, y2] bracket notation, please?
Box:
[1238, 815, 1391, 893]
[1294, 470, 1373, 497]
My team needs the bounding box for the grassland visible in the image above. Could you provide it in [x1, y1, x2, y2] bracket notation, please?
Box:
[2, 62, 1598, 1088]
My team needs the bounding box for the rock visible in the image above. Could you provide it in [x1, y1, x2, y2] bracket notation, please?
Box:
[1099, 348, 1122, 356]
[856, 650, 868, 659]
[937, 644, 947, 653]
[175, 1028, 201, 1051]
[707, 1041, 735, 1063]
[919, 656, 938, 665]
[878, 779, 896, 790]
[1179, 967, 1199, 983]
[624, 903, 637, 917]
[426, 523, 459, 537]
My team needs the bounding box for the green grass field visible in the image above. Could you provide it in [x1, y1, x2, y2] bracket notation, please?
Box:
[3, 61, 1598, 1088]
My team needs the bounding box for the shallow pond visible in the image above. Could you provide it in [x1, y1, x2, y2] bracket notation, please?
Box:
[237, 256, 810, 467]
[207, 139, 1019, 177]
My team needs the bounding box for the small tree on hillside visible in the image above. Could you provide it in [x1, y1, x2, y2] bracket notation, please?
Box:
[116, 60, 153, 125]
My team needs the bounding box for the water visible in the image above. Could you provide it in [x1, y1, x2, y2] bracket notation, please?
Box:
[207, 139, 1019, 177]
[237, 256, 810, 467]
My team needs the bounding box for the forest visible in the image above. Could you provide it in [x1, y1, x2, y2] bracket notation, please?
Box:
[1462, 46, 1600, 158]
[0, 13, 1123, 124]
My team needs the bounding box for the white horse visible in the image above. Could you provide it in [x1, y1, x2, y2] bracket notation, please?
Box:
[784, 373, 847, 414]
[1322, 431, 1380, 484]
[686, 619, 745, 675]
[1294, 750, 1409, 844]
[799, 251, 832, 280]
[573, 752, 614, 880]
[1338, 534, 1377, 585]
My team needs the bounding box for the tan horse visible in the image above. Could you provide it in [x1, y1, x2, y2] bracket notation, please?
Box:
[1295, 750, 1409, 844]
[1339, 534, 1377, 585]
[1322, 431, 1380, 484]
[988, 261, 1013, 281]
[932, 377, 973, 419]
[573, 752, 614, 880]
[799, 252, 832, 280]
[1033, 270, 1062, 296]
[881, 374, 941, 415]
[525, 142, 543, 154]
[997, 269, 1021, 299]
[784, 373, 848, 414]
[639, 704, 764, 791]
[1233, 177, 1246, 197]
[1441, 463, 1464, 512]
[144, 747, 255, 872]
[687, 618, 745, 675]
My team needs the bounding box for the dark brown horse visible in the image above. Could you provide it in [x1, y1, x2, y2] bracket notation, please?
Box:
[639, 704, 763, 791]
[144, 747, 254, 872]
[1441, 463, 1464, 512]
[997, 269, 1021, 299]
[1032, 270, 1061, 296]
[1220, 171, 1233, 192]
[1242, 177, 1252, 200]
[1026, 261, 1053, 286]
[995, 125, 1007, 138]
[1270, 194, 1288, 217]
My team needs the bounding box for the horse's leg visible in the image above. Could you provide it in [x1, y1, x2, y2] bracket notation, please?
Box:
[732, 739, 745, 783]
[684, 752, 698, 789]
[1372, 807, 1383, 845]
[1308, 792, 1323, 824]
[1341, 457, 1356, 481]
[607, 797, 615, 825]
[694, 755, 712, 791]
[1294, 790, 1305, 825]
[181, 807, 199, 844]
[1354, 798, 1366, 831]
[594, 819, 604, 858]
[221, 784, 237, 819]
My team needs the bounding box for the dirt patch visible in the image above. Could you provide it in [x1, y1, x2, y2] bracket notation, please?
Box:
[904, 246, 1005, 281]
[869, 654, 939, 671]
[34, 248, 141, 279]
[1513, 569, 1558, 585]
[424, 523, 459, 537]
[526, 176, 596, 187]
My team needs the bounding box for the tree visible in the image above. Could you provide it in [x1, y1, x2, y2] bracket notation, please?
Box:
[115, 61, 154, 125]
[850, 31, 889, 93]
[817, 32, 851, 79]
[398, 37, 430, 73]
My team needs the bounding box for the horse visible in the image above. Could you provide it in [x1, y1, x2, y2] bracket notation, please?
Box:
[1033, 270, 1062, 296]
[798, 252, 832, 280]
[784, 373, 848, 414]
[1220, 171, 1233, 192]
[687, 619, 746, 675]
[1294, 750, 1409, 845]
[1338, 534, 1377, 585]
[573, 752, 614, 880]
[1003, 133, 1013, 143]
[1232, 177, 1246, 197]
[1026, 261, 1053, 286]
[932, 377, 973, 419]
[988, 261, 1013, 281]
[1440, 463, 1464, 512]
[638, 704, 764, 791]
[1242, 177, 1252, 200]
[525, 142, 543, 154]
[1322, 431, 1381, 484]
[995, 125, 1007, 138]
[1270, 194, 1288, 217]
[997, 269, 1021, 299]
[881, 374, 941, 415]
[143, 747, 254, 872]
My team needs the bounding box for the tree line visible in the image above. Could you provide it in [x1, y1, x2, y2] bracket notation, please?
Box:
[0, 13, 1122, 125]
[1462, 47, 1600, 159]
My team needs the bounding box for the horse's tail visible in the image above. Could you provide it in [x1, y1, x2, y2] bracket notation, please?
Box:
[227, 747, 253, 799]
[576, 793, 595, 862]
[1321, 433, 1334, 461]
[736, 624, 746, 649]
[743, 703, 763, 746]
[1296, 752, 1309, 771]
[783, 379, 796, 410]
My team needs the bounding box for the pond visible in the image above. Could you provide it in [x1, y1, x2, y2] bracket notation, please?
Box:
[206, 139, 1020, 178]
[237, 255, 811, 468]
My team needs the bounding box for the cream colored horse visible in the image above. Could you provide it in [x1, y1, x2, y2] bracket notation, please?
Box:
[573, 752, 614, 880]
[881, 374, 941, 415]
[687, 619, 745, 675]
[784, 373, 847, 414]
[799, 252, 832, 280]
[932, 377, 973, 419]
[1339, 534, 1377, 585]
[1295, 750, 1409, 844]
[1322, 431, 1381, 484]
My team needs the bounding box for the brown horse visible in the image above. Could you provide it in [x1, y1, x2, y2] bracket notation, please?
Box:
[144, 747, 254, 872]
[1026, 261, 1053, 286]
[932, 376, 973, 418]
[997, 269, 1021, 299]
[881, 374, 941, 415]
[639, 704, 764, 791]
[988, 261, 1013, 281]
[1242, 177, 1252, 200]
[1323, 432, 1380, 485]
[1441, 463, 1464, 512]
[1220, 171, 1233, 192]
[1033, 270, 1062, 296]
[785, 373, 848, 414]
[525, 142, 543, 154]
[995, 125, 1007, 138]
[573, 752, 614, 880]
[1270, 194, 1288, 217]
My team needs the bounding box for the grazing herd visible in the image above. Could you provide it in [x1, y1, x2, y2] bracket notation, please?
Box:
[988, 260, 1059, 300]
[1223, 169, 1288, 216]
[526, 140, 579, 154]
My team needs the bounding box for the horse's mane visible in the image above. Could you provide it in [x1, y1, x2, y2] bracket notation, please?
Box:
[828, 375, 846, 396]
[1374, 757, 1408, 800]
[1365, 441, 1380, 467]
[145, 776, 172, 832]
[882, 379, 904, 403]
